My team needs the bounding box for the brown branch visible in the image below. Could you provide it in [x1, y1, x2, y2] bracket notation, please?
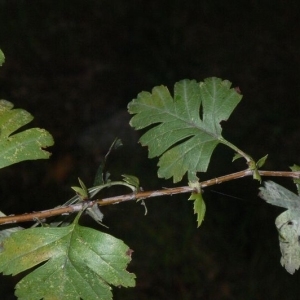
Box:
[1, 169, 299, 225]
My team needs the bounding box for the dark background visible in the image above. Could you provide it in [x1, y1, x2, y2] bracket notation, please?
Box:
[0, 0, 300, 299]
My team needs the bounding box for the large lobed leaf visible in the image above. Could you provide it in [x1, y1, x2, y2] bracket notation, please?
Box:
[0, 223, 135, 300]
[0, 100, 54, 168]
[128, 77, 242, 183]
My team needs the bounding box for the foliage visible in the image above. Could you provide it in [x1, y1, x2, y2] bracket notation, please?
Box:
[128, 78, 242, 183]
[0, 52, 53, 168]
[1, 47, 300, 299]
[0, 100, 54, 169]
[0, 214, 135, 300]
[259, 181, 300, 274]
[128, 77, 257, 229]
[188, 192, 205, 227]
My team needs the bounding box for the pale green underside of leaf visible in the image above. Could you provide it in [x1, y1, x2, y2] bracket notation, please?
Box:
[128, 77, 242, 183]
[0, 100, 54, 168]
[0, 224, 135, 300]
[259, 181, 300, 274]
[259, 181, 300, 210]
[276, 210, 300, 274]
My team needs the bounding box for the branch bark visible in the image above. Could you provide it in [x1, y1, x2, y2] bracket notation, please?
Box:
[0, 169, 299, 225]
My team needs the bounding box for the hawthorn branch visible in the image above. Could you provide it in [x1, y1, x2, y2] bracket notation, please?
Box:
[0, 169, 299, 225]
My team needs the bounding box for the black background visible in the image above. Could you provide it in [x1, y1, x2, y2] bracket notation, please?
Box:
[0, 1, 300, 299]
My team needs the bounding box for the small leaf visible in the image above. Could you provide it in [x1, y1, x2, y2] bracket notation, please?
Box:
[93, 138, 122, 186]
[78, 177, 88, 192]
[232, 153, 242, 162]
[0, 223, 135, 300]
[0, 100, 54, 168]
[86, 203, 104, 225]
[128, 77, 242, 183]
[122, 174, 140, 190]
[290, 164, 300, 172]
[71, 178, 89, 200]
[256, 154, 268, 168]
[71, 186, 88, 199]
[93, 163, 105, 186]
[188, 192, 206, 227]
[0, 49, 4, 66]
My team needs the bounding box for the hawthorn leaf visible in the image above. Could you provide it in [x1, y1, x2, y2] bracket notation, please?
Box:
[128, 77, 242, 183]
[71, 177, 89, 200]
[188, 192, 206, 227]
[275, 210, 300, 274]
[0, 223, 135, 300]
[232, 153, 242, 162]
[0, 100, 54, 168]
[259, 181, 300, 210]
[256, 154, 268, 168]
[259, 181, 300, 274]
[122, 174, 140, 190]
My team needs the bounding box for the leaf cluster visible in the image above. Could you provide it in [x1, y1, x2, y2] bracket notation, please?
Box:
[1, 46, 300, 300]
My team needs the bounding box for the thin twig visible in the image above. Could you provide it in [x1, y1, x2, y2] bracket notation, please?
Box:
[0, 169, 299, 225]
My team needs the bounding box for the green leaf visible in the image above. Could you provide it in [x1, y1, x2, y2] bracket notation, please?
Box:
[128, 77, 242, 183]
[232, 153, 242, 162]
[71, 177, 89, 200]
[188, 192, 206, 227]
[122, 174, 140, 190]
[259, 181, 300, 274]
[0, 49, 4, 66]
[0, 223, 135, 300]
[93, 138, 122, 186]
[71, 186, 88, 199]
[93, 163, 106, 186]
[256, 154, 268, 168]
[0, 100, 54, 168]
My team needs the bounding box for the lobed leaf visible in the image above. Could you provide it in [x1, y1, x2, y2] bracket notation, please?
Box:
[0, 100, 54, 168]
[259, 181, 300, 274]
[128, 77, 242, 183]
[275, 210, 300, 274]
[259, 181, 300, 210]
[0, 223, 135, 300]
